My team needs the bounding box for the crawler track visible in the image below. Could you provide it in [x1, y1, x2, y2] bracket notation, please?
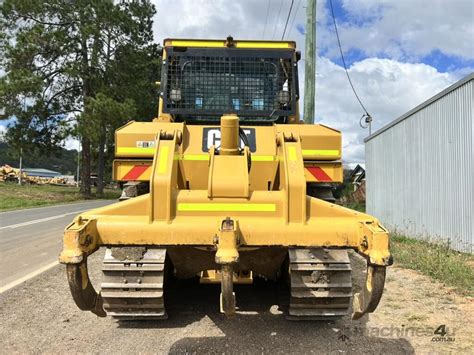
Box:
[287, 248, 352, 320]
[101, 247, 167, 320]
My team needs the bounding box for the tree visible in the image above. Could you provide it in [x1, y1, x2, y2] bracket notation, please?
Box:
[87, 43, 161, 195]
[108, 43, 162, 121]
[0, 0, 157, 197]
[83, 93, 136, 195]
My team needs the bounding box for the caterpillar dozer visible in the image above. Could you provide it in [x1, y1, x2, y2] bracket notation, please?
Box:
[60, 37, 392, 321]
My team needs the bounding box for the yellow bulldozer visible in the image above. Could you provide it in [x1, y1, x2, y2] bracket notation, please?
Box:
[60, 37, 392, 321]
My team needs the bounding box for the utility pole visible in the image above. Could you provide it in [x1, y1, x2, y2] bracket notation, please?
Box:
[303, 0, 316, 124]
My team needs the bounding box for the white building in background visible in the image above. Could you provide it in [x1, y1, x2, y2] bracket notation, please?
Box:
[365, 73, 473, 253]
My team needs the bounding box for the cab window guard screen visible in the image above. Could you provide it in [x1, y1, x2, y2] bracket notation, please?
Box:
[161, 48, 296, 120]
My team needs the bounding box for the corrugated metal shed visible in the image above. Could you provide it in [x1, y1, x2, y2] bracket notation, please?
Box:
[365, 73, 473, 253]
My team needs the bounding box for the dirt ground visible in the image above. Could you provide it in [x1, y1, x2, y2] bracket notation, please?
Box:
[1, 250, 472, 354]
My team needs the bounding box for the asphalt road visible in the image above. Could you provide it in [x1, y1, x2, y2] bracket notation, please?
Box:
[2, 251, 471, 353]
[0, 200, 112, 290]
[0, 252, 415, 354]
[0, 201, 472, 353]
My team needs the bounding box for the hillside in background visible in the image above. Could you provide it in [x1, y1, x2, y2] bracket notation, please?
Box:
[0, 142, 78, 175]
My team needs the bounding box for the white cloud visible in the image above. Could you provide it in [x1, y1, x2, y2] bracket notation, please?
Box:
[152, 0, 268, 43]
[0, 124, 7, 141]
[147, 0, 468, 165]
[63, 137, 80, 151]
[315, 57, 456, 163]
[335, 0, 474, 60]
[150, 0, 474, 67]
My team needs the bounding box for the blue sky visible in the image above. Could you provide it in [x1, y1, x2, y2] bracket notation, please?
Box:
[316, 0, 474, 73]
[152, 0, 473, 164]
[278, 0, 473, 77]
[2, 0, 473, 163]
[421, 50, 474, 73]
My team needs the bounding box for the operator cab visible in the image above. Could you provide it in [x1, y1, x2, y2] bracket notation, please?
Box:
[160, 37, 300, 124]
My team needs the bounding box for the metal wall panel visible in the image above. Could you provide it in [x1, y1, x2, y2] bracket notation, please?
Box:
[365, 75, 473, 253]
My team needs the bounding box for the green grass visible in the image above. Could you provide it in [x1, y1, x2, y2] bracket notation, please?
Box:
[0, 182, 121, 211]
[391, 234, 474, 296]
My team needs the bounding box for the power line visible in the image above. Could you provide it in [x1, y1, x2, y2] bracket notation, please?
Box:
[262, 0, 272, 39]
[328, 0, 371, 117]
[272, 0, 284, 40]
[286, 0, 302, 39]
[281, 0, 295, 40]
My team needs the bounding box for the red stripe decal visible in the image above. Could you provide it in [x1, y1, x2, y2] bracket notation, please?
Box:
[122, 165, 150, 180]
[307, 167, 332, 182]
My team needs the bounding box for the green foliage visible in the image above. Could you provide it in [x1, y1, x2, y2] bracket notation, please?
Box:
[0, 182, 120, 211]
[344, 202, 366, 212]
[0, 141, 78, 174]
[391, 234, 474, 296]
[104, 43, 162, 121]
[0, 0, 160, 195]
[0, 1, 83, 152]
[81, 93, 136, 140]
[0, 0, 158, 126]
[332, 168, 353, 199]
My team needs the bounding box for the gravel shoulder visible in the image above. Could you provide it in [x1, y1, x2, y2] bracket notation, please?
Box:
[0, 250, 472, 354]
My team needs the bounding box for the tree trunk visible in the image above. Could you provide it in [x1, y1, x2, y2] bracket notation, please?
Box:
[80, 137, 92, 198]
[96, 123, 106, 196]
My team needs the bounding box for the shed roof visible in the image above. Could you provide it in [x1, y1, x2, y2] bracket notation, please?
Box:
[364, 72, 474, 142]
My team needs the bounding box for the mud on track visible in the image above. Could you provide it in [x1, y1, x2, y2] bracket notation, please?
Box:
[1, 250, 472, 354]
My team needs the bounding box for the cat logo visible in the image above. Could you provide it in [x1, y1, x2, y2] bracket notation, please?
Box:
[202, 127, 257, 152]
